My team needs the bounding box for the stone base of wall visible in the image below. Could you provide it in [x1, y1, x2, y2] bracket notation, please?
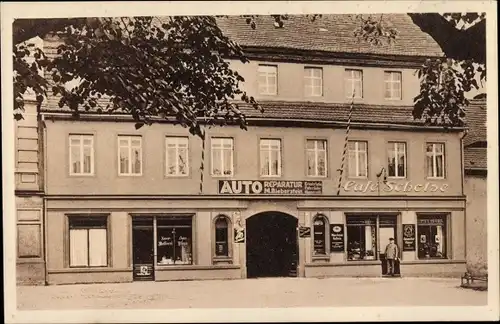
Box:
[304, 261, 466, 278]
[155, 266, 241, 281]
[47, 269, 133, 285]
[17, 262, 46, 285]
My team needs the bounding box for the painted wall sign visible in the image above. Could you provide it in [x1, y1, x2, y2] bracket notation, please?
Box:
[330, 224, 345, 252]
[234, 227, 245, 243]
[343, 180, 449, 193]
[134, 264, 153, 278]
[402, 224, 416, 251]
[298, 225, 311, 238]
[218, 180, 322, 195]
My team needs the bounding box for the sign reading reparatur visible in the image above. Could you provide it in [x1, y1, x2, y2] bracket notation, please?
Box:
[218, 180, 322, 195]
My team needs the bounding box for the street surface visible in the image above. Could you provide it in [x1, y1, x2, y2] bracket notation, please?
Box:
[17, 277, 487, 310]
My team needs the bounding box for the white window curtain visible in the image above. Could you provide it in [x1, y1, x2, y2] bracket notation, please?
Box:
[70, 229, 89, 267]
[89, 228, 107, 266]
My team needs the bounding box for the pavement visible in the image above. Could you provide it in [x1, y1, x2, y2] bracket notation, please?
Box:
[17, 277, 487, 310]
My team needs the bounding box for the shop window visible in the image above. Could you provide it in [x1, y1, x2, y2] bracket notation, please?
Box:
[69, 134, 94, 175]
[157, 216, 193, 265]
[347, 141, 368, 178]
[306, 139, 327, 177]
[346, 216, 377, 260]
[387, 142, 406, 178]
[260, 139, 282, 177]
[211, 137, 234, 176]
[313, 215, 329, 256]
[258, 65, 278, 95]
[118, 136, 142, 176]
[417, 215, 447, 259]
[426, 143, 445, 179]
[304, 67, 323, 97]
[345, 69, 363, 98]
[69, 216, 108, 267]
[214, 216, 231, 257]
[166, 136, 189, 176]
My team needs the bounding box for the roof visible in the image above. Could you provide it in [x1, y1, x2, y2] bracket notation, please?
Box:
[216, 14, 445, 58]
[464, 147, 487, 170]
[463, 99, 487, 171]
[464, 100, 487, 147]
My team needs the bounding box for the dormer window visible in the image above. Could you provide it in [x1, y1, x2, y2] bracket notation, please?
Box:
[384, 71, 402, 100]
[304, 67, 323, 97]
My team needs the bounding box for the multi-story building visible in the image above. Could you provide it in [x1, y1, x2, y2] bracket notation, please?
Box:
[16, 15, 470, 285]
[463, 99, 488, 275]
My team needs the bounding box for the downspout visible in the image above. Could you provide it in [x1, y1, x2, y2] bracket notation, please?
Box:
[40, 113, 49, 285]
[460, 129, 469, 267]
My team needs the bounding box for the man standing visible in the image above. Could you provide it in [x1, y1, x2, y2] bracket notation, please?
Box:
[384, 237, 399, 276]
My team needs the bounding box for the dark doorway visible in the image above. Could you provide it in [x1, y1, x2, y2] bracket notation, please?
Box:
[246, 212, 298, 278]
[132, 217, 155, 281]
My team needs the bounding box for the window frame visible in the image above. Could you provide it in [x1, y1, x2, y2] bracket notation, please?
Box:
[312, 214, 330, 257]
[212, 215, 232, 261]
[67, 214, 110, 268]
[305, 139, 328, 178]
[387, 141, 407, 179]
[416, 214, 448, 260]
[304, 67, 323, 97]
[117, 135, 143, 176]
[156, 215, 194, 266]
[257, 64, 278, 96]
[425, 142, 446, 179]
[384, 71, 402, 100]
[259, 138, 282, 177]
[210, 137, 234, 177]
[344, 69, 363, 99]
[347, 140, 368, 179]
[165, 136, 190, 177]
[69, 134, 95, 176]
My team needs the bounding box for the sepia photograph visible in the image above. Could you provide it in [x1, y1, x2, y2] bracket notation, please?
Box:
[2, 1, 498, 323]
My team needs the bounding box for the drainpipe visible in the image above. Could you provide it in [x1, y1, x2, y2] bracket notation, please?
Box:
[41, 114, 49, 285]
[460, 129, 468, 266]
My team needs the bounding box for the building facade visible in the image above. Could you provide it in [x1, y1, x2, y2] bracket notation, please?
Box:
[16, 15, 470, 285]
[463, 100, 488, 275]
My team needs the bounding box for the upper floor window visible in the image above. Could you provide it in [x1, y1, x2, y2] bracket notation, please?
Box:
[426, 143, 445, 179]
[384, 71, 402, 100]
[69, 216, 108, 267]
[348, 141, 368, 178]
[306, 139, 327, 177]
[211, 137, 234, 176]
[260, 139, 282, 177]
[304, 67, 323, 97]
[387, 142, 406, 178]
[258, 65, 277, 95]
[345, 69, 363, 98]
[166, 137, 189, 176]
[69, 134, 94, 175]
[118, 136, 142, 176]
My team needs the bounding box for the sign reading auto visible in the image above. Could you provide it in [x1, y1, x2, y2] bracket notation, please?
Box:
[218, 180, 323, 195]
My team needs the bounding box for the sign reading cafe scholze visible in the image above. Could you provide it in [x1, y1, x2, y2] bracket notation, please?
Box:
[218, 180, 323, 195]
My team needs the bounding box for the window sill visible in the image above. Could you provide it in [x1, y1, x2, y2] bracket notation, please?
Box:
[49, 267, 129, 274]
[312, 255, 330, 261]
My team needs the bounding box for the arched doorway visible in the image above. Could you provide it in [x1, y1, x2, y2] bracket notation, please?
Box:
[246, 211, 298, 278]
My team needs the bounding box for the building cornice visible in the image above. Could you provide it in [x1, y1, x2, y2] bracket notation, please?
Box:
[238, 46, 439, 69]
[40, 111, 465, 133]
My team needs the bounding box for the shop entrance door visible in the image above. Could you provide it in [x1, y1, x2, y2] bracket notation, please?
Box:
[378, 215, 399, 276]
[246, 212, 298, 278]
[132, 217, 155, 281]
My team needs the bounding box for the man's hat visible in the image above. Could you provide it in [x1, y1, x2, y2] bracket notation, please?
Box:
[389, 237, 394, 241]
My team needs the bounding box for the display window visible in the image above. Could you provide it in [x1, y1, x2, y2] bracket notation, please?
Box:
[417, 215, 447, 259]
[156, 216, 193, 265]
[312, 215, 329, 256]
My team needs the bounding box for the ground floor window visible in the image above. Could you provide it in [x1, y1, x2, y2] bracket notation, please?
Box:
[417, 215, 447, 259]
[346, 216, 377, 260]
[214, 216, 230, 257]
[69, 215, 108, 267]
[157, 216, 193, 265]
